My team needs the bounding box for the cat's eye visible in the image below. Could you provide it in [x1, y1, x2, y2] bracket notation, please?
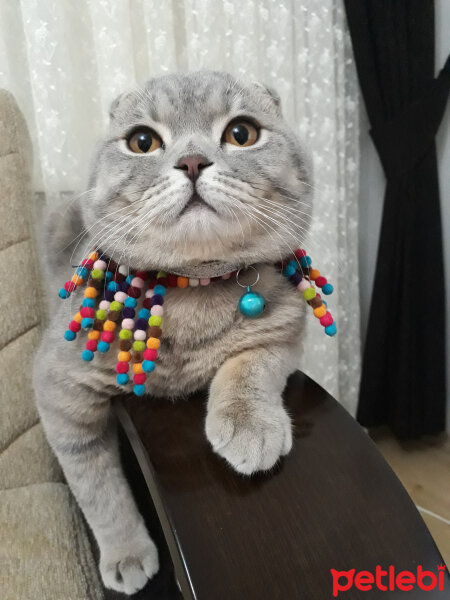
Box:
[223, 120, 259, 147]
[127, 127, 162, 153]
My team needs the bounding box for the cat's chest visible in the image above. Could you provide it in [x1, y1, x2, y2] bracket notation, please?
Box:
[160, 283, 241, 347]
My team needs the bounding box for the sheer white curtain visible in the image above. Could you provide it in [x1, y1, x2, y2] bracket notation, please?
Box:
[0, 0, 361, 414]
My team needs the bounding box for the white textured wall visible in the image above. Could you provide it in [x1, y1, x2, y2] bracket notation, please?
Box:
[358, 1, 450, 430]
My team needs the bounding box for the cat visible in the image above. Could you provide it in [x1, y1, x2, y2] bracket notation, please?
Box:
[33, 70, 312, 594]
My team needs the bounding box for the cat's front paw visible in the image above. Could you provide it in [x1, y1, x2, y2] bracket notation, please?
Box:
[205, 400, 292, 475]
[99, 523, 159, 595]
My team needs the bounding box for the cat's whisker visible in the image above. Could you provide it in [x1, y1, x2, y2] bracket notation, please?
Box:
[69, 178, 176, 270]
[67, 211, 143, 316]
[215, 174, 312, 209]
[251, 202, 332, 269]
[67, 189, 151, 264]
[234, 204, 285, 264]
[232, 201, 288, 265]
[223, 189, 301, 267]
[253, 198, 347, 279]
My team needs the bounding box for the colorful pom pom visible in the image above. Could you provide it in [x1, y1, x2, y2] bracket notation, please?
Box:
[101, 331, 114, 343]
[303, 287, 316, 301]
[284, 264, 296, 277]
[148, 315, 162, 327]
[91, 268, 104, 280]
[116, 373, 129, 385]
[125, 297, 137, 308]
[114, 292, 127, 304]
[82, 349, 94, 361]
[300, 255, 312, 268]
[135, 318, 148, 330]
[133, 384, 146, 396]
[64, 281, 77, 293]
[320, 312, 333, 327]
[64, 330, 76, 341]
[121, 318, 135, 330]
[69, 321, 81, 333]
[81, 317, 94, 329]
[150, 294, 164, 306]
[297, 279, 310, 293]
[97, 341, 110, 353]
[119, 329, 132, 340]
[153, 284, 166, 296]
[131, 277, 145, 289]
[110, 300, 122, 312]
[322, 283, 334, 295]
[122, 307, 135, 318]
[146, 337, 160, 350]
[150, 305, 163, 317]
[313, 305, 327, 318]
[142, 360, 155, 373]
[82, 298, 96, 308]
[325, 322, 337, 336]
[93, 260, 107, 271]
[144, 348, 158, 361]
[290, 271, 303, 285]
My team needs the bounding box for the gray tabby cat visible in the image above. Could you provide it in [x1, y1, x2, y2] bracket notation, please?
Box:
[34, 71, 312, 594]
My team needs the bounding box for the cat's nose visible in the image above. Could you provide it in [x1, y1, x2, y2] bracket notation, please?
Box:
[175, 155, 213, 182]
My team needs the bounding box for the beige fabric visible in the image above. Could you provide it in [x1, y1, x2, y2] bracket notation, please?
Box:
[0, 424, 63, 489]
[0, 484, 104, 600]
[0, 327, 41, 451]
[0, 89, 103, 599]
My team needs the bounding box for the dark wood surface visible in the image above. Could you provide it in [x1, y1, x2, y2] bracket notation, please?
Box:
[114, 371, 448, 599]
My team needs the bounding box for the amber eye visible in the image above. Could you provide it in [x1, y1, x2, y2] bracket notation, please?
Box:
[223, 120, 259, 147]
[127, 127, 162, 153]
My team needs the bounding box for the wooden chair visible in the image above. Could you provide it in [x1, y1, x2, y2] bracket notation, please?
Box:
[103, 371, 448, 599]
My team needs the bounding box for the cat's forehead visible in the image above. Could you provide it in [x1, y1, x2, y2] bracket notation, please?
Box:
[113, 71, 276, 133]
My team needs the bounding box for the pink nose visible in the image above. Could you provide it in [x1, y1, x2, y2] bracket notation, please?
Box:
[176, 155, 212, 182]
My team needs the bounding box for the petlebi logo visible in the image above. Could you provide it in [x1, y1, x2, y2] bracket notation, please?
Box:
[330, 564, 447, 597]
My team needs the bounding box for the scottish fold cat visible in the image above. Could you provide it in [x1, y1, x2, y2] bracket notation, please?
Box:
[34, 70, 312, 594]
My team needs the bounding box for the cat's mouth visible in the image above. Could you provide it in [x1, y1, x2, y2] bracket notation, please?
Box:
[179, 192, 216, 215]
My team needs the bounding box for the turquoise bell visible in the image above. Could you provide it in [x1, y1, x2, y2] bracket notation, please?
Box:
[238, 286, 266, 318]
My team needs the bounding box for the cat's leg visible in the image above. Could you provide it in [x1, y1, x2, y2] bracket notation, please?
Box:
[205, 346, 296, 475]
[34, 376, 158, 594]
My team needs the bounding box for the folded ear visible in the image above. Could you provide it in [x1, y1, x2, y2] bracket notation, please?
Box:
[109, 89, 136, 120]
[252, 82, 282, 116]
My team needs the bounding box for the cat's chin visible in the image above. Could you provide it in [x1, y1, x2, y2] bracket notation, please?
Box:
[179, 192, 215, 215]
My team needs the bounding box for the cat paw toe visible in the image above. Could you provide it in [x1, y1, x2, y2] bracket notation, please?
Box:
[206, 402, 292, 475]
[100, 529, 159, 594]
